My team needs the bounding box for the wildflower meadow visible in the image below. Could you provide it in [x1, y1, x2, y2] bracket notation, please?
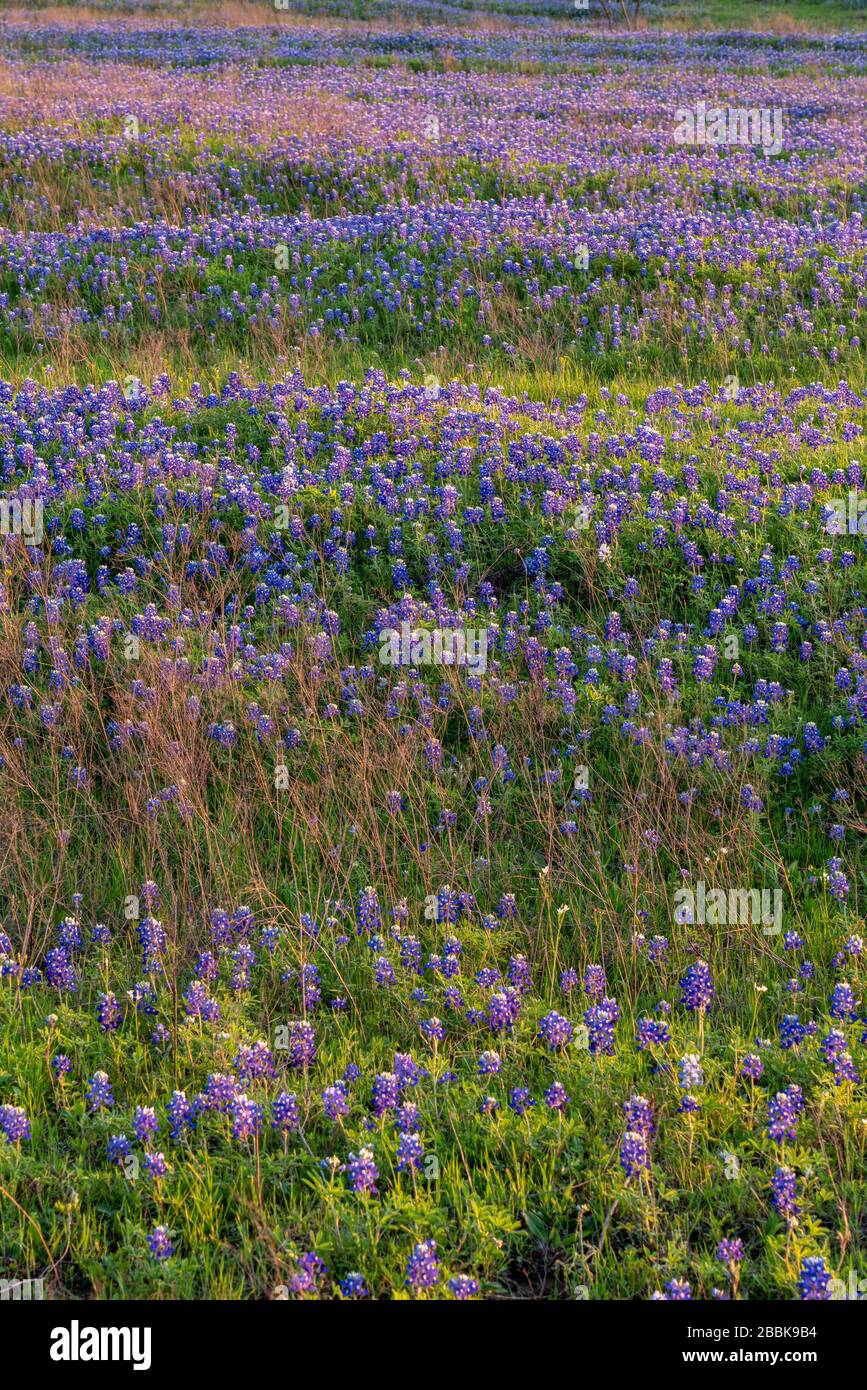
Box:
[0, 0, 865, 1333]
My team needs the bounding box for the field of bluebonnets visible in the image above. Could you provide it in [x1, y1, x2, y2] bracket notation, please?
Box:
[0, 0, 866, 1301]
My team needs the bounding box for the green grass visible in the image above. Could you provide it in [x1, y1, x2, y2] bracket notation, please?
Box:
[0, 3, 865, 1303]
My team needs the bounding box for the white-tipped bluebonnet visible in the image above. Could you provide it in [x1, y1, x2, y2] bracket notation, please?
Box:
[288, 1251, 327, 1295]
[396, 1131, 424, 1172]
[147, 1226, 173, 1260]
[86, 1070, 114, 1111]
[679, 960, 713, 1012]
[767, 1084, 805, 1143]
[798, 1256, 832, 1300]
[544, 1081, 570, 1111]
[340, 1272, 369, 1298]
[406, 1239, 440, 1290]
[508, 1086, 535, 1115]
[620, 1129, 650, 1179]
[771, 1166, 800, 1220]
[272, 1091, 301, 1134]
[133, 1105, 159, 1146]
[347, 1146, 379, 1194]
[538, 1010, 573, 1051]
[0, 1104, 31, 1143]
[449, 1274, 480, 1299]
[230, 1095, 262, 1140]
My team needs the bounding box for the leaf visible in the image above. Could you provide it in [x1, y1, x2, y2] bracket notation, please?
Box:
[523, 1210, 548, 1242]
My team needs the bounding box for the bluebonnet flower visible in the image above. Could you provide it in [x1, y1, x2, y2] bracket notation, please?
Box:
[347, 1147, 379, 1194]
[662, 1278, 692, 1300]
[820, 1029, 846, 1062]
[406, 1240, 440, 1290]
[771, 1166, 800, 1220]
[678, 1055, 703, 1090]
[583, 1000, 618, 1055]
[144, 1152, 168, 1179]
[107, 1135, 132, 1167]
[486, 989, 522, 1035]
[371, 1072, 400, 1116]
[133, 1106, 159, 1146]
[798, 1257, 832, 1300]
[340, 1272, 369, 1298]
[680, 960, 713, 1012]
[780, 1015, 807, 1050]
[538, 1011, 573, 1051]
[740, 1053, 763, 1080]
[826, 858, 849, 903]
[477, 1050, 501, 1076]
[449, 1275, 480, 1299]
[288, 1252, 327, 1295]
[0, 1105, 31, 1143]
[148, 1226, 173, 1260]
[45, 948, 77, 993]
[272, 1092, 301, 1134]
[395, 1103, 421, 1133]
[167, 1091, 195, 1140]
[322, 1082, 350, 1120]
[830, 981, 857, 1020]
[286, 1021, 316, 1069]
[583, 964, 606, 998]
[508, 1087, 535, 1115]
[623, 1093, 654, 1135]
[396, 1131, 424, 1172]
[832, 1052, 860, 1086]
[196, 1073, 237, 1114]
[394, 1053, 422, 1089]
[183, 980, 220, 1023]
[716, 1239, 744, 1265]
[544, 1081, 570, 1111]
[767, 1085, 805, 1143]
[620, 1130, 650, 1178]
[137, 916, 166, 974]
[637, 1017, 670, 1049]
[234, 1041, 275, 1082]
[371, 953, 396, 988]
[87, 1070, 115, 1111]
[357, 886, 382, 933]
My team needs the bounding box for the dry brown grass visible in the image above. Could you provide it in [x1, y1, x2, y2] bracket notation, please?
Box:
[751, 10, 811, 35]
[1, 2, 428, 32]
